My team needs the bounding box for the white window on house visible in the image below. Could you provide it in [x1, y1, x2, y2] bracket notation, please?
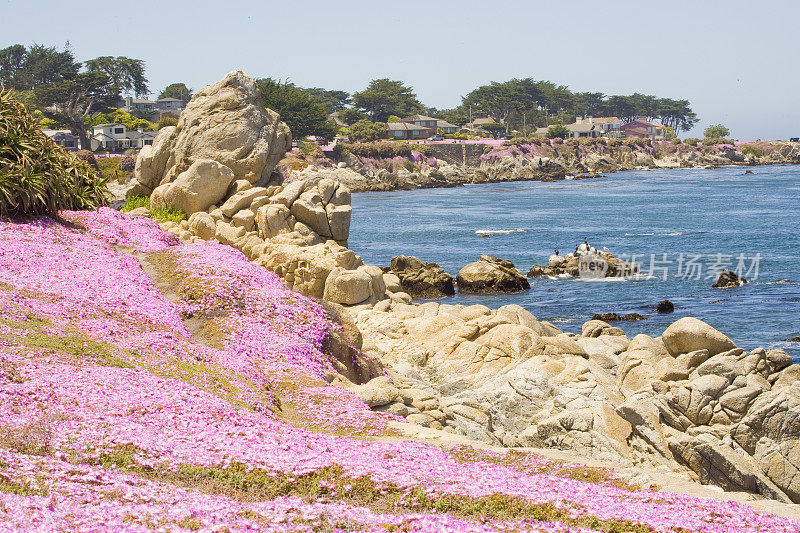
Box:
[145, 140, 153, 145]
[394, 131, 403, 137]
[115, 127, 124, 134]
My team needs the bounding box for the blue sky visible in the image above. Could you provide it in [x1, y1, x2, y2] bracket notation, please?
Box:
[2, 0, 798, 139]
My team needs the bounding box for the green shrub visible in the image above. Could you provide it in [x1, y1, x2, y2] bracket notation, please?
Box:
[299, 140, 323, 159]
[150, 204, 187, 224]
[545, 124, 569, 139]
[741, 145, 763, 157]
[683, 138, 700, 146]
[122, 194, 150, 212]
[339, 141, 428, 159]
[702, 137, 734, 146]
[155, 115, 178, 129]
[122, 194, 185, 223]
[624, 137, 651, 147]
[97, 157, 123, 182]
[0, 89, 108, 218]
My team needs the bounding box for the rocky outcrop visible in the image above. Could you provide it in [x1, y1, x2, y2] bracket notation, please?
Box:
[662, 317, 737, 357]
[456, 255, 530, 294]
[389, 255, 455, 298]
[150, 159, 235, 215]
[528, 244, 637, 279]
[713, 269, 748, 288]
[350, 298, 800, 503]
[132, 70, 291, 201]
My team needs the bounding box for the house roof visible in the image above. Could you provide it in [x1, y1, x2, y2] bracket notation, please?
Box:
[92, 133, 114, 141]
[386, 122, 434, 131]
[576, 117, 621, 125]
[472, 117, 501, 125]
[401, 114, 438, 123]
[42, 129, 75, 137]
[436, 120, 458, 129]
[567, 123, 598, 133]
[94, 123, 125, 128]
[129, 98, 157, 104]
[157, 98, 183, 103]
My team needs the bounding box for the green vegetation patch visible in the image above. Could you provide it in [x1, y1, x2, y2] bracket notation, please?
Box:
[1, 314, 133, 369]
[0, 88, 108, 218]
[121, 461, 662, 533]
[0, 476, 50, 496]
[123, 194, 186, 224]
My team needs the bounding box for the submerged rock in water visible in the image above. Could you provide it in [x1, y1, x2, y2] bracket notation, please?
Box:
[713, 269, 748, 288]
[656, 300, 675, 313]
[592, 312, 647, 322]
[456, 255, 530, 294]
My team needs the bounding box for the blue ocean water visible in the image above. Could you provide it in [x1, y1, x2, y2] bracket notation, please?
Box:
[348, 165, 800, 359]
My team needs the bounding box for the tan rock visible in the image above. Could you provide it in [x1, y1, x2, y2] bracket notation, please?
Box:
[323, 267, 374, 305]
[662, 317, 737, 357]
[150, 159, 235, 215]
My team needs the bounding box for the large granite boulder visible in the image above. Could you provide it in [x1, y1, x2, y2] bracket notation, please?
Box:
[150, 159, 235, 214]
[389, 255, 455, 298]
[456, 255, 530, 294]
[731, 384, 800, 502]
[133, 70, 291, 198]
[662, 317, 737, 357]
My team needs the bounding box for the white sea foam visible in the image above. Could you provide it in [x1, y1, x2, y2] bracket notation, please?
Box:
[475, 229, 526, 236]
[624, 232, 683, 236]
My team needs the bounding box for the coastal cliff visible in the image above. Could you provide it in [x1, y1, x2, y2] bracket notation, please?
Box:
[284, 138, 800, 192]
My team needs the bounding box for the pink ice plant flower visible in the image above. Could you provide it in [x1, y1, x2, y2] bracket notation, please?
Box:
[0, 210, 797, 532]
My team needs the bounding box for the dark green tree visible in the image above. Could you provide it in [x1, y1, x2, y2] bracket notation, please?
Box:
[158, 82, 192, 102]
[304, 87, 350, 112]
[338, 107, 368, 125]
[546, 124, 570, 139]
[462, 78, 541, 135]
[0, 44, 79, 91]
[256, 78, 337, 140]
[84, 56, 148, 98]
[34, 71, 117, 149]
[348, 119, 386, 142]
[704, 124, 730, 138]
[352, 79, 423, 122]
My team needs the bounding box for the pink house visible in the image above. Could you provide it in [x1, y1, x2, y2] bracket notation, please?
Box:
[620, 118, 665, 140]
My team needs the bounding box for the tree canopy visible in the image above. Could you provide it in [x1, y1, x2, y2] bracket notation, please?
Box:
[352, 79, 423, 122]
[256, 78, 337, 141]
[0, 44, 79, 91]
[158, 82, 192, 102]
[304, 87, 350, 113]
[704, 124, 731, 138]
[84, 56, 148, 97]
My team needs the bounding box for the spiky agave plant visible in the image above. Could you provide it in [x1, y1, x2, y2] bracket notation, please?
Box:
[0, 88, 108, 218]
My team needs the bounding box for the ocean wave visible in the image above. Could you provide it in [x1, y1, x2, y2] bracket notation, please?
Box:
[475, 228, 526, 236]
[624, 232, 683, 236]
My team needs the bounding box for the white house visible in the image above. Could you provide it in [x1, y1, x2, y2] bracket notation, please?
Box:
[91, 123, 156, 152]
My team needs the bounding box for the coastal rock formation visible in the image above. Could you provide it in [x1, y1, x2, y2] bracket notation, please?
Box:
[132, 70, 291, 198]
[350, 296, 800, 503]
[713, 269, 748, 288]
[389, 255, 455, 298]
[150, 159, 235, 214]
[656, 300, 675, 313]
[456, 255, 530, 294]
[528, 244, 637, 279]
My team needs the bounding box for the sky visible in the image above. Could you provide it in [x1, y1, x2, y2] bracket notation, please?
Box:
[1, 0, 798, 140]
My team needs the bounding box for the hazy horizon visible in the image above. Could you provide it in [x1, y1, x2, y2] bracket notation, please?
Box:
[2, 0, 798, 140]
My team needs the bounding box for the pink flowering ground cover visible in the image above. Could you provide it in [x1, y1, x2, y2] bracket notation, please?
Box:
[0, 210, 797, 532]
